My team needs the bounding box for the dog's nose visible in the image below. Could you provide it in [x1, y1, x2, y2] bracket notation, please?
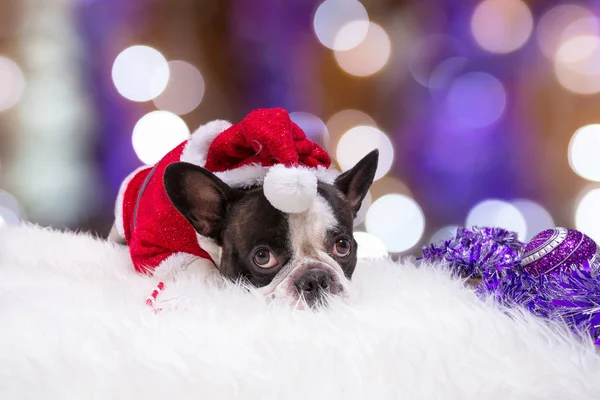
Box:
[295, 269, 331, 292]
[294, 269, 332, 307]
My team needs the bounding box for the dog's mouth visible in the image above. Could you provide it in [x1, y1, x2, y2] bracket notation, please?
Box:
[259, 263, 351, 309]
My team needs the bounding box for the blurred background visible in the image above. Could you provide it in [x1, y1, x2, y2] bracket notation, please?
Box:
[1, 0, 600, 257]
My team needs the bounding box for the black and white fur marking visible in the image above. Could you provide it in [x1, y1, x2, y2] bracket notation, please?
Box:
[158, 150, 378, 308]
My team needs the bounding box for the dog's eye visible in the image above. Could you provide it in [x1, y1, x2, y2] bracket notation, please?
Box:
[333, 239, 351, 257]
[253, 249, 279, 269]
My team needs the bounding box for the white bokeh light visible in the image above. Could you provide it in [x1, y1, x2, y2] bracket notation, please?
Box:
[511, 199, 554, 241]
[466, 199, 527, 240]
[554, 35, 600, 95]
[333, 20, 371, 52]
[354, 231, 389, 259]
[354, 191, 372, 227]
[325, 109, 377, 154]
[336, 125, 394, 180]
[365, 194, 425, 253]
[536, 4, 598, 59]
[471, 0, 534, 54]
[0, 205, 19, 227]
[152, 61, 205, 115]
[112, 45, 169, 102]
[429, 225, 459, 244]
[0, 190, 21, 217]
[313, 0, 369, 51]
[0, 56, 26, 111]
[575, 188, 600, 242]
[326, 109, 377, 131]
[334, 22, 391, 77]
[569, 124, 600, 181]
[132, 110, 190, 165]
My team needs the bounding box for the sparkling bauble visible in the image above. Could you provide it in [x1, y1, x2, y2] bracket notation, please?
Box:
[521, 228, 599, 276]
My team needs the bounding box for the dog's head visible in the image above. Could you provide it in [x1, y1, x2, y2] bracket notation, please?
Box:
[163, 150, 378, 309]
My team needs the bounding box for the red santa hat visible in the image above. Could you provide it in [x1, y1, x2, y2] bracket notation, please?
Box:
[179, 107, 338, 213]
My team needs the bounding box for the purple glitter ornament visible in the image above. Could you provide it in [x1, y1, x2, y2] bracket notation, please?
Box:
[521, 228, 600, 277]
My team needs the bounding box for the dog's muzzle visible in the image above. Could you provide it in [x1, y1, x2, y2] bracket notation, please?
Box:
[294, 267, 342, 308]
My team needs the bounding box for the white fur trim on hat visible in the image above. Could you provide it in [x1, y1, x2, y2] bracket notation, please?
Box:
[263, 165, 318, 213]
[114, 165, 153, 238]
[215, 164, 269, 188]
[180, 120, 232, 167]
[213, 164, 340, 190]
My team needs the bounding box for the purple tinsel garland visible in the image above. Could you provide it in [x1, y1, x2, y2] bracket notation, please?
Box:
[421, 227, 525, 280]
[420, 227, 600, 346]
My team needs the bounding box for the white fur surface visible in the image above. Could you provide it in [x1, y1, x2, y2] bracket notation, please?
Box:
[1, 223, 600, 400]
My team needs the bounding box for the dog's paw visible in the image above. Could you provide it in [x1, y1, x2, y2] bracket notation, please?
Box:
[187, 258, 224, 285]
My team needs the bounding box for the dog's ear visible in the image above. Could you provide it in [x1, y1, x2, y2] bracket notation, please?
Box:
[164, 162, 239, 242]
[334, 149, 379, 216]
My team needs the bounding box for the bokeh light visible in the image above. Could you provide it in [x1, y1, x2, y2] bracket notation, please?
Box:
[470, 0, 534, 54]
[0, 56, 25, 111]
[334, 22, 391, 77]
[568, 124, 600, 181]
[333, 20, 371, 52]
[365, 194, 425, 253]
[132, 110, 190, 165]
[466, 199, 527, 240]
[313, 0, 369, 51]
[537, 4, 598, 60]
[336, 125, 394, 180]
[408, 35, 465, 88]
[429, 225, 459, 244]
[354, 191, 372, 227]
[0, 190, 22, 217]
[369, 176, 413, 201]
[0, 205, 19, 227]
[112, 45, 169, 102]
[445, 72, 507, 129]
[575, 188, 600, 242]
[428, 57, 468, 91]
[554, 35, 600, 95]
[511, 199, 554, 241]
[353, 231, 388, 259]
[325, 109, 376, 154]
[290, 112, 328, 148]
[152, 60, 205, 115]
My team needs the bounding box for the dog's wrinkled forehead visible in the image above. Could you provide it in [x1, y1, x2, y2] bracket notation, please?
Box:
[287, 194, 337, 256]
[287, 183, 355, 256]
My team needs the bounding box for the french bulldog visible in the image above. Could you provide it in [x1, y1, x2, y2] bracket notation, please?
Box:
[154, 149, 379, 308]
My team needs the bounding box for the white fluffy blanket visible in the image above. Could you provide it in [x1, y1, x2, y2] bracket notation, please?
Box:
[1, 224, 600, 400]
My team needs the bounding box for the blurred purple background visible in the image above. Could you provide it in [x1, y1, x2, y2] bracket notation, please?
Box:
[1, 0, 600, 256]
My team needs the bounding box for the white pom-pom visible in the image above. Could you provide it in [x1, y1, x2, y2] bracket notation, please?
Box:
[263, 165, 318, 213]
